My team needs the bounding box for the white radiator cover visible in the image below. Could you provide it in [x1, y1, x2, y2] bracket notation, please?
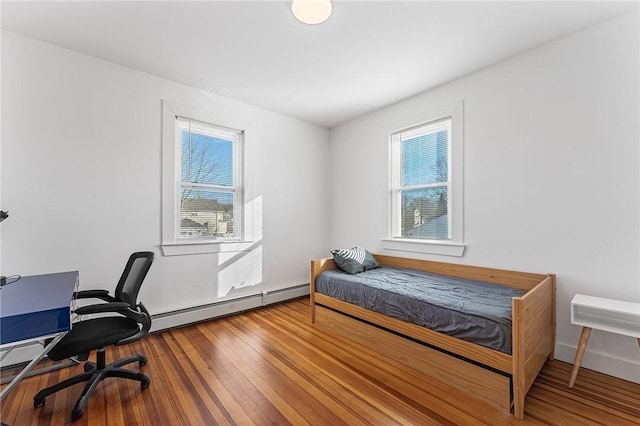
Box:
[150, 284, 309, 332]
[0, 284, 310, 368]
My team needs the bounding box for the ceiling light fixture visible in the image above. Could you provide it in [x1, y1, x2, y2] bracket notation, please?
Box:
[291, 0, 333, 25]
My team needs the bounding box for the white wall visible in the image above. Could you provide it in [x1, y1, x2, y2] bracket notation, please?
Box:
[2, 10, 638, 384]
[330, 11, 640, 383]
[1, 31, 331, 315]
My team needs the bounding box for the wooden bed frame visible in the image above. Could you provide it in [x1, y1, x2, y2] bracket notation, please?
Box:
[310, 254, 556, 420]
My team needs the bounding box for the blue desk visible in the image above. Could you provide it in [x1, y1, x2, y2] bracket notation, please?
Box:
[0, 271, 79, 400]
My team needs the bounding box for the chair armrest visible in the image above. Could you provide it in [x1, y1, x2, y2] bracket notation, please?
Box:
[74, 289, 117, 302]
[116, 303, 152, 346]
[74, 302, 130, 315]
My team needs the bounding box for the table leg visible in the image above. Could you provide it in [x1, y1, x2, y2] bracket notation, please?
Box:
[0, 332, 67, 401]
[569, 326, 591, 388]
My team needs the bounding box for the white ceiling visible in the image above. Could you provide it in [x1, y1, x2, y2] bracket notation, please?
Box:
[2, 1, 638, 128]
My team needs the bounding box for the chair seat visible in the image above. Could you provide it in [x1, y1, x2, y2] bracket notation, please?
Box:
[48, 317, 139, 361]
[33, 251, 154, 421]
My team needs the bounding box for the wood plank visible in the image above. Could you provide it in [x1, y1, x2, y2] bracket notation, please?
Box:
[1, 297, 638, 425]
[315, 292, 513, 373]
[316, 305, 512, 411]
[266, 301, 518, 425]
[373, 254, 548, 290]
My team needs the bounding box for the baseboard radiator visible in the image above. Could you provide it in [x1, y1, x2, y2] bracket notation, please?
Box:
[150, 284, 309, 333]
[1, 284, 309, 368]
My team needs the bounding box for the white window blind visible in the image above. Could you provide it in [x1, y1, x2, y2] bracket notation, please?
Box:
[391, 118, 451, 240]
[176, 117, 243, 240]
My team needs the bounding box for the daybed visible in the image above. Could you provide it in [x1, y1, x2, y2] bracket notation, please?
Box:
[310, 253, 556, 420]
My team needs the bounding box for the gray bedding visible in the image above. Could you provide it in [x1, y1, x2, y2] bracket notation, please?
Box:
[315, 267, 525, 354]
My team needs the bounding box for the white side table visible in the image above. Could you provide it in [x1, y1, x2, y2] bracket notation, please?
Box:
[569, 294, 640, 388]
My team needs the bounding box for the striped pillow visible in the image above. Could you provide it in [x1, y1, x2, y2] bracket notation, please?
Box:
[330, 247, 381, 275]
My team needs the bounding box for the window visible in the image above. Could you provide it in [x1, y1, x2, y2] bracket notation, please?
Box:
[385, 101, 464, 256]
[391, 119, 450, 240]
[177, 118, 241, 240]
[162, 100, 250, 256]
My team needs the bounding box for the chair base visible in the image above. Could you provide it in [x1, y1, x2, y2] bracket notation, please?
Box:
[33, 348, 150, 421]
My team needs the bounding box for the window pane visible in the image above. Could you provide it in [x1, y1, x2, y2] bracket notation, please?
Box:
[181, 131, 233, 186]
[180, 189, 234, 238]
[401, 188, 448, 239]
[402, 130, 448, 187]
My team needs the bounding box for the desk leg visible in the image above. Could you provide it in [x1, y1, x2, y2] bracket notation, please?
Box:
[569, 326, 591, 388]
[0, 332, 67, 401]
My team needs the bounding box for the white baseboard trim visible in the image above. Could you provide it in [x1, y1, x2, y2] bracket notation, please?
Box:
[150, 283, 309, 333]
[150, 294, 262, 333]
[1, 284, 310, 368]
[555, 342, 640, 384]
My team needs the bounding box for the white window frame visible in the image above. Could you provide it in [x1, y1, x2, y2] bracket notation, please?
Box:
[383, 100, 465, 257]
[161, 100, 252, 256]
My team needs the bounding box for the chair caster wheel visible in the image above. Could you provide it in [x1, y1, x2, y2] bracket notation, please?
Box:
[71, 408, 84, 421]
[141, 377, 150, 389]
[34, 397, 45, 408]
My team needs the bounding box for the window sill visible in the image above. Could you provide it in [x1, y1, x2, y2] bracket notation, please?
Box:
[161, 240, 254, 256]
[380, 238, 465, 257]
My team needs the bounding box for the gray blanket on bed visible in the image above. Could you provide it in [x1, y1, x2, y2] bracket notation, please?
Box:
[315, 267, 525, 354]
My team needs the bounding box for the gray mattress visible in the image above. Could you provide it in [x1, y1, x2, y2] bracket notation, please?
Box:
[315, 267, 525, 354]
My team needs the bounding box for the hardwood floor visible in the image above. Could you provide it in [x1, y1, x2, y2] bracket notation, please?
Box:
[1, 297, 639, 425]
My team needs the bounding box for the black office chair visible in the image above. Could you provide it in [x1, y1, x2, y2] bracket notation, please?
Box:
[33, 251, 154, 421]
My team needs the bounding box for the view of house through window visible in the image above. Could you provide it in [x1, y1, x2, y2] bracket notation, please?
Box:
[177, 117, 242, 239]
[391, 118, 451, 240]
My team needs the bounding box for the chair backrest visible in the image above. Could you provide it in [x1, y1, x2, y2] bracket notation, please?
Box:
[114, 251, 154, 309]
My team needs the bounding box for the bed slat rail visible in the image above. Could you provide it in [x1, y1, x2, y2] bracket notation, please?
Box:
[512, 274, 556, 419]
[374, 254, 547, 291]
[310, 258, 337, 323]
[315, 293, 513, 373]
